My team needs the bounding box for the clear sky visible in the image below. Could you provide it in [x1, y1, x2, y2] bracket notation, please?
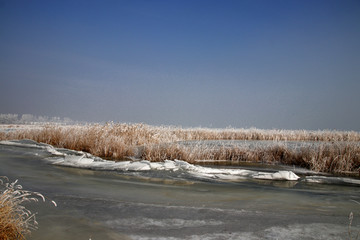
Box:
[1, 0, 359, 130]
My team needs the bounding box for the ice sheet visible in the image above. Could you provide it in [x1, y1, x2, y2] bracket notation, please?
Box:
[305, 175, 360, 185]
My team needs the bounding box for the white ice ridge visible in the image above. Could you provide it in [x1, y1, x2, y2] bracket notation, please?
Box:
[0, 139, 65, 156]
[52, 154, 300, 181]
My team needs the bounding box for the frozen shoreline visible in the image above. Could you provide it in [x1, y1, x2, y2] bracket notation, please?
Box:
[1, 123, 359, 175]
[1, 139, 360, 185]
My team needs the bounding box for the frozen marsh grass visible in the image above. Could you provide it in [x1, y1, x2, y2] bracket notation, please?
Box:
[0, 123, 359, 174]
[0, 176, 56, 240]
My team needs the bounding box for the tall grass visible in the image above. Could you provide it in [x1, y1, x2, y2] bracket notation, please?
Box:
[1, 123, 359, 174]
[141, 141, 360, 173]
[0, 177, 54, 240]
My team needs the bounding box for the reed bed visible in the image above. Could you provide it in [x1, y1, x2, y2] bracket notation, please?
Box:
[1, 123, 359, 174]
[141, 141, 360, 173]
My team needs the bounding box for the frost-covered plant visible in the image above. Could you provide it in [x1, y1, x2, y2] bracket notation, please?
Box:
[0, 176, 56, 240]
[349, 212, 359, 240]
[349, 200, 360, 240]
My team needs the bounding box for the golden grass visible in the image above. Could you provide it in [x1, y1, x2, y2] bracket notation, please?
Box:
[141, 142, 360, 173]
[1, 123, 360, 174]
[0, 177, 48, 240]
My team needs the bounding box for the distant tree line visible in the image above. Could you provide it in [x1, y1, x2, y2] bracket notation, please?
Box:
[0, 114, 76, 125]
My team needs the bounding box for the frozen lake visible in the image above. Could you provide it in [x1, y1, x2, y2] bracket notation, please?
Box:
[1, 140, 360, 239]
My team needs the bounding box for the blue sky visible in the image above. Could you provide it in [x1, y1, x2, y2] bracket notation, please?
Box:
[1, 0, 360, 130]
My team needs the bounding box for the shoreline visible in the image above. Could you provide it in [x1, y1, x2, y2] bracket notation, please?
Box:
[0, 123, 359, 176]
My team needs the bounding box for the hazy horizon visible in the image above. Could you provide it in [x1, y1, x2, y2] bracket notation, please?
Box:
[1, 0, 360, 131]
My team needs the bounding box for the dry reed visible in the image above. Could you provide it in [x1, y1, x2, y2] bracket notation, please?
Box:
[1, 123, 359, 174]
[0, 177, 53, 240]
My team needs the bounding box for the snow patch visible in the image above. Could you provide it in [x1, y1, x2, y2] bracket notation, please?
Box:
[253, 171, 300, 181]
[52, 155, 300, 181]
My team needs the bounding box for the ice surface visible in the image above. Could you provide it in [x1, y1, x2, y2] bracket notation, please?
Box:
[0, 139, 65, 156]
[129, 223, 348, 240]
[305, 175, 360, 185]
[106, 217, 223, 229]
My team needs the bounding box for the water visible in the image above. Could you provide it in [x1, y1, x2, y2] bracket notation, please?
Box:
[0, 141, 360, 240]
